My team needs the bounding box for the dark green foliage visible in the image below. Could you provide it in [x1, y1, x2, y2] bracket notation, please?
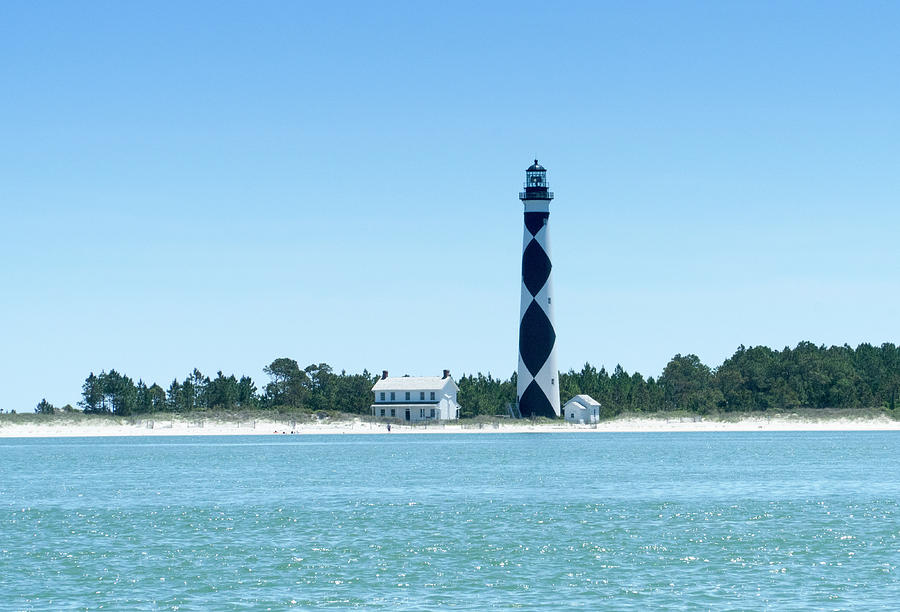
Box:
[262, 358, 307, 408]
[571, 342, 900, 417]
[148, 384, 167, 412]
[78, 369, 258, 415]
[237, 376, 258, 408]
[165, 379, 181, 412]
[457, 372, 517, 417]
[81, 370, 138, 415]
[35, 398, 55, 414]
[714, 342, 900, 413]
[66, 342, 899, 418]
[659, 354, 722, 414]
[563, 343, 900, 417]
[135, 380, 151, 414]
[260, 360, 376, 414]
[207, 371, 239, 410]
[325, 369, 378, 415]
[78, 373, 103, 412]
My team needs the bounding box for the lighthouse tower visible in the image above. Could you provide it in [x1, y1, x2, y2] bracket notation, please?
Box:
[517, 160, 560, 418]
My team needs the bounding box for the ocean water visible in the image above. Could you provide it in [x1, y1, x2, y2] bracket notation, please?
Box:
[1, 432, 899, 610]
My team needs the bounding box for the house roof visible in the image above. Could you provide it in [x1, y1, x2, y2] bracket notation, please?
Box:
[372, 376, 456, 392]
[565, 394, 601, 408]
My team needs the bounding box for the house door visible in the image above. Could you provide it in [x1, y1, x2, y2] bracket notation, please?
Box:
[405, 409, 410, 421]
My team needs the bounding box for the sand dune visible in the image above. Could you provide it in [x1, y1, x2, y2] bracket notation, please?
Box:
[2, 414, 899, 438]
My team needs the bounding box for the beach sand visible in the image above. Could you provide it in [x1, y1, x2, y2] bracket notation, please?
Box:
[1, 414, 899, 438]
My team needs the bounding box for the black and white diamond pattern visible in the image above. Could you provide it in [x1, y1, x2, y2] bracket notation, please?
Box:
[517, 208, 560, 418]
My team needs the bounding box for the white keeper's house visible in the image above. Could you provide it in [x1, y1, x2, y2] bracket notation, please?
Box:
[563, 394, 601, 424]
[371, 370, 461, 422]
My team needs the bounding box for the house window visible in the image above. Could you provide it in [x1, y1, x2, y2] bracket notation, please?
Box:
[430, 408, 435, 418]
[420, 392, 425, 400]
[390, 392, 395, 401]
[380, 409, 385, 417]
[380, 392, 385, 401]
[420, 408, 425, 417]
[405, 392, 410, 401]
[391, 408, 396, 417]
[430, 392, 435, 400]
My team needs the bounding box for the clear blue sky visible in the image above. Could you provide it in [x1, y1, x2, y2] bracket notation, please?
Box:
[2, 2, 898, 411]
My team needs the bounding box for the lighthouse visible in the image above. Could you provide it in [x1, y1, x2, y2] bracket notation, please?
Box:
[517, 160, 560, 418]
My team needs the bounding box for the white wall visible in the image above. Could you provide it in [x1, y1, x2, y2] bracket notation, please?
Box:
[375, 389, 439, 403]
[372, 378, 458, 409]
[564, 401, 598, 424]
[371, 397, 460, 421]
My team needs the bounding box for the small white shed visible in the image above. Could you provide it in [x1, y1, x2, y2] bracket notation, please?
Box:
[563, 394, 601, 424]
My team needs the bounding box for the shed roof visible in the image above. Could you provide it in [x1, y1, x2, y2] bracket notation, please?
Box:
[565, 394, 601, 408]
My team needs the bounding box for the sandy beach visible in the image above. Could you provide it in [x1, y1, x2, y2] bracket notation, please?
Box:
[2, 414, 899, 438]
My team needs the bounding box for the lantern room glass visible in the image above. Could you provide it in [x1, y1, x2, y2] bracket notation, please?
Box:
[525, 170, 547, 189]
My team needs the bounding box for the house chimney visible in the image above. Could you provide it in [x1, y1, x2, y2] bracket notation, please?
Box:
[382, 370, 389, 380]
[443, 369, 450, 379]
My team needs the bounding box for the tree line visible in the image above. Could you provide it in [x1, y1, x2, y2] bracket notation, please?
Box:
[63, 358, 375, 416]
[555, 341, 900, 418]
[30, 342, 900, 417]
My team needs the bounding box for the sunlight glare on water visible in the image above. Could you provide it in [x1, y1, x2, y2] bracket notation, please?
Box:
[1, 432, 899, 609]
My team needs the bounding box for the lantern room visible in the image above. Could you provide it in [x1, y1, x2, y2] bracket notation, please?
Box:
[520, 159, 554, 200]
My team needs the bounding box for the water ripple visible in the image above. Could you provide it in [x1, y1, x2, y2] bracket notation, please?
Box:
[1, 432, 900, 608]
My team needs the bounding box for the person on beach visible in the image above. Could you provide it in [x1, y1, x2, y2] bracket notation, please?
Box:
[387, 424, 391, 432]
